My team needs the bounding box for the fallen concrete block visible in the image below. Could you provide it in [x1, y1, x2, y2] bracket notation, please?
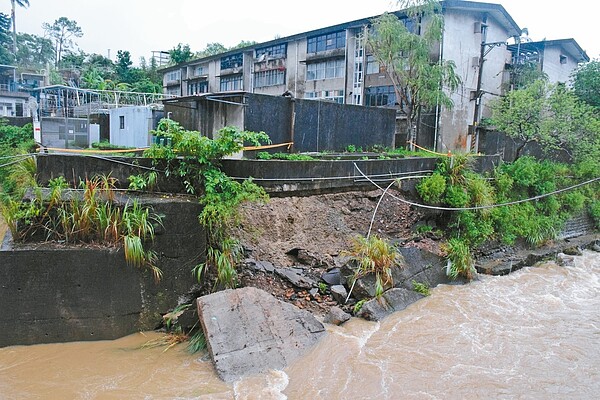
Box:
[196, 287, 326, 382]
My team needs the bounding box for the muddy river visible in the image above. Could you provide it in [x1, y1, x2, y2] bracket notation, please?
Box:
[1, 251, 598, 399]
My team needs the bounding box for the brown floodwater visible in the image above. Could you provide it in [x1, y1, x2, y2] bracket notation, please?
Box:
[1, 251, 598, 399]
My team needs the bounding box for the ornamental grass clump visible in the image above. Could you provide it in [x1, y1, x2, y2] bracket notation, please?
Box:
[344, 234, 402, 298]
[2, 174, 163, 282]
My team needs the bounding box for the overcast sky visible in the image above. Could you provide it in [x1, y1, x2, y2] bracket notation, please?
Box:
[3, 0, 598, 66]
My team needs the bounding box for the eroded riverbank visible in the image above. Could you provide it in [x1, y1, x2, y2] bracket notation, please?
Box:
[1, 250, 598, 399]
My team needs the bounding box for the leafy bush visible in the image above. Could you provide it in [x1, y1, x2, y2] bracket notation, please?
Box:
[0, 120, 34, 150]
[142, 119, 271, 290]
[416, 172, 446, 204]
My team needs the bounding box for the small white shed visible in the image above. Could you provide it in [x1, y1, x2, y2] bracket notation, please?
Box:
[109, 106, 163, 148]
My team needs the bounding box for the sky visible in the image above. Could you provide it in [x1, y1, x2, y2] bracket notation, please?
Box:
[2, 0, 598, 66]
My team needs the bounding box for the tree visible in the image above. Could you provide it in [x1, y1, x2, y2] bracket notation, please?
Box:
[16, 32, 54, 67]
[198, 42, 227, 57]
[86, 53, 113, 69]
[80, 67, 104, 89]
[572, 60, 600, 109]
[10, 0, 29, 55]
[169, 43, 193, 65]
[113, 49, 135, 84]
[131, 79, 161, 94]
[490, 79, 600, 161]
[42, 17, 83, 66]
[230, 40, 258, 50]
[60, 50, 86, 68]
[365, 0, 460, 149]
[0, 12, 14, 64]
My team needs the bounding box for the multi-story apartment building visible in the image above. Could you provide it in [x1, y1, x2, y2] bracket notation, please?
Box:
[507, 38, 588, 85]
[160, 0, 588, 153]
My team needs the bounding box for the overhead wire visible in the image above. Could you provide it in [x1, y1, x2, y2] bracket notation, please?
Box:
[353, 163, 600, 211]
[0, 154, 36, 169]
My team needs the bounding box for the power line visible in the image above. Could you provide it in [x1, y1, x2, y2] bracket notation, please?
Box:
[353, 162, 600, 211]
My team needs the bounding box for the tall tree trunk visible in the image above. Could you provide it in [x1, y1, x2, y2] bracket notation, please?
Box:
[514, 140, 530, 162]
[11, 0, 16, 56]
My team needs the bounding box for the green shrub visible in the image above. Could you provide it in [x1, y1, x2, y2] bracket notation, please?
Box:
[0, 120, 34, 150]
[416, 172, 446, 204]
[445, 184, 469, 207]
[143, 119, 271, 292]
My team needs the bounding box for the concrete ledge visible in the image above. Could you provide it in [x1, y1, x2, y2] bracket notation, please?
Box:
[36, 154, 502, 195]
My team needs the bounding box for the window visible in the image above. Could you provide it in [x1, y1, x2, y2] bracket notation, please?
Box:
[119, 115, 125, 129]
[403, 17, 417, 34]
[256, 43, 287, 59]
[166, 87, 180, 96]
[306, 59, 345, 80]
[254, 69, 285, 88]
[366, 55, 382, 74]
[221, 53, 243, 70]
[220, 74, 243, 91]
[195, 65, 206, 76]
[166, 70, 180, 82]
[188, 80, 208, 95]
[307, 31, 346, 53]
[0, 102, 13, 117]
[560, 55, 567, 65]
[304, 89, 345, 104]
[365, 86, 397, 107]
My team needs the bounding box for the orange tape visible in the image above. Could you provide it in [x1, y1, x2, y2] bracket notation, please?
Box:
[243, 142, 293, 151]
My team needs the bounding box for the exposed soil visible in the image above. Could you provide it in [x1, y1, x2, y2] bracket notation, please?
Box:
[232, 189, 443, 317]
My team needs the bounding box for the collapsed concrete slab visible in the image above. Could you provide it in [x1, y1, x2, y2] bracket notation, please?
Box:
[356, 288, 425, 321]
[196, 286, 326, 382]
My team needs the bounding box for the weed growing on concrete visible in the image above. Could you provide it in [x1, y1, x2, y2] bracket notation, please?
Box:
[411, 280, 431, 296]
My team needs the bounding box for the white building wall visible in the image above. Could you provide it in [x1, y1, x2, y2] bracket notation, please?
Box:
[541, 46, 578, 85]
[439, 10, 513, 151]
[109, 107, 154, 148]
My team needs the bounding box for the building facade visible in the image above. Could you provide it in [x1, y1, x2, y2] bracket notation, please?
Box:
[160, 0, 588, 153]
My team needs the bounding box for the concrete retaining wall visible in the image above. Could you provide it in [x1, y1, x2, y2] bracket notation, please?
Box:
[0, 195, 205, 347]
[37, 154, 502, 195]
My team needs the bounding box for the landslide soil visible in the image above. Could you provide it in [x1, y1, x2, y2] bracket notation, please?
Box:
[233, 189, 442, 317]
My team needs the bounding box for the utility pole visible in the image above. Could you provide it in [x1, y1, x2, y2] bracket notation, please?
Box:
[472, 18, 505, 152]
